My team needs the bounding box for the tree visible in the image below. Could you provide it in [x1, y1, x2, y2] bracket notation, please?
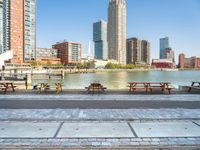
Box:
[46, 61, 52, 67]
[30, 61, 37, 67]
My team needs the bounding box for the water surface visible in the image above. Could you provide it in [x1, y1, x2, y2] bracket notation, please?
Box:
[63, 70, 200, 89]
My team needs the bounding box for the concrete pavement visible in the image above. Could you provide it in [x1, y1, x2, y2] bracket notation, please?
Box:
[0, 120, 200, 149]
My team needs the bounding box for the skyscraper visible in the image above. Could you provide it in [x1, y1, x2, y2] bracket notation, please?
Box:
[108, 0, 126, 64]
[0, 0, 3, 54]
[141, 40, 150, 64]
[127, 38, 150, 65]
[93, 20, 108, 60]
[3, 0, 36, 64]
[126, 38, 141, 64]
[160, 37, 169, 59]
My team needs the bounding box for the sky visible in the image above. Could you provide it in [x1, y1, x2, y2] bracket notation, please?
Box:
[36, 0, 200, 62]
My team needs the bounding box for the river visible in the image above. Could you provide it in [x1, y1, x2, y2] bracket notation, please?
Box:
[62, 70, 200, 89]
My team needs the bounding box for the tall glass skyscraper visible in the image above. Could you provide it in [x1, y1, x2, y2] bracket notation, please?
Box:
[108, 0, 126, 64]
[160, 37, 169, 59]
[3, 0, 36, 64]
[0, 0, 3, 54]
[93, 20, 108, 60]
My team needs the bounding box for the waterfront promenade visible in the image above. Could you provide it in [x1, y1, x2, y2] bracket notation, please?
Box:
[0, 92, 200, 149]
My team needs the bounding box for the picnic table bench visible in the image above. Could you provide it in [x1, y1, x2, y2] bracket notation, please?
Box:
[85, 83, 107, 95]
[37, 82, 63, 94]
[128, 82, 149, 92]
[187, 82, 200, 92]
[0, 82, 17, 94]
[128, 82, 174, 94]
[147, 82, 174, 94]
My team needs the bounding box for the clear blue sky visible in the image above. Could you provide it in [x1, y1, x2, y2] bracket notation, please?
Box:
[36, 0, 200, 61]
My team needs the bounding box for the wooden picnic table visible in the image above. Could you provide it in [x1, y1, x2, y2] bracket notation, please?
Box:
[0, 82, 16, 94]
[128, 82, 149, 92]
[188, 82, 200, 92]
[128, 82, 173, 94]
[147, 82, 172, 94]
[85, 83, 107, 95]
[37, 82, 63, 94]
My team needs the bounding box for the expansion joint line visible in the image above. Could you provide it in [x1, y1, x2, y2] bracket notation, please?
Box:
[127, 122, 138, 138]
[54, 122, 64, 138]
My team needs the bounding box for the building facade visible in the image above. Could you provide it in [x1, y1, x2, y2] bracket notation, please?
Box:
[93, 20, 108, 60]
[127, 38, 150, 65]
[3, 0, 36, 64]
[127, 38, 141, 64]
[163, 48, 175, 62]
[179, 53, 185, 69]
[108, 0, 126, 64]
[0, 0, 3, 54]
[52, 41, 82, 65]
[152, 59, 176, 69]
[141, 40, 150, 65]
[36, 48, 58, 58]
[36, 48, 60, 65]
[160, 37, 169, 59]
[178, 53, 200, 68]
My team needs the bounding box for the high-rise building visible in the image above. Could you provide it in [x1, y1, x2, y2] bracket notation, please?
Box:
[93, 20, 108, 60]
[108, 0, 126, 64]
[127, 38, 150, 65]
[141, 40, 150, 64]
[3, 0, 36, 64]
[164, 48, 175, 62]
[52, 41, 82, 65]
[127, 38, 141, 64]
[160, 37, 169, 59]
[0, 0, 3, 54]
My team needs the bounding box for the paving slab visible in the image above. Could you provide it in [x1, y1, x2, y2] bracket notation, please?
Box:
[194, 121, 200, 126]
[57, 122, 134, 138]
[130, 122, 200, 138]
[0, 122, 60, 138]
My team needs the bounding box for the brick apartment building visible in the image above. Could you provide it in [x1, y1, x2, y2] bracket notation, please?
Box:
[3, 0, 36, 64]
[179, 53, 200, 68]
[52, 41, 82, 65]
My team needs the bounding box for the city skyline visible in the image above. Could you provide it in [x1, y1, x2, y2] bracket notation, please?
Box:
[36, 0, 200, 62]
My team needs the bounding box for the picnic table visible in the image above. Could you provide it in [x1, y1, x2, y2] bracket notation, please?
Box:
[187, 82, 200, 92]
[128, 82, 174, 94]
[0, 82, 16, 94]
[37, 82, 63, 94]
[85, 82, 107, 95]
[128, 82, 149, 92]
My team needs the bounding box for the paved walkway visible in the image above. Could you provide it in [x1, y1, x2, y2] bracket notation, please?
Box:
[0, 120, 200, 149]
[0, 109, 200, 121]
